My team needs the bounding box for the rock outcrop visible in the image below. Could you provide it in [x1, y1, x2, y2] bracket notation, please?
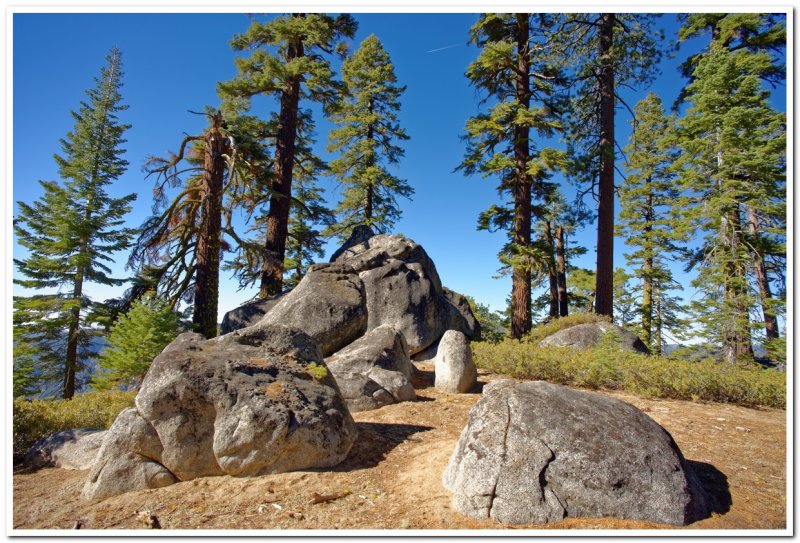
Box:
[221, 232, 480, 356]
[329, 224, 377, 262]
[326, 324, 416, 412]
[219, 292, 286, 335]
[443, 380, 710, 526]
[24, 428, 107, 470]
[539, 321, 650, 354]
[258, 265, 368, 356]
[83, 325, 357, 500]
[434, 330, 477, 393]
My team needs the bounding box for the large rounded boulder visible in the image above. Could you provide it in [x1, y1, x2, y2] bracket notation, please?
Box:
[83, 324, 357, 500]
[442, 380, 710, 526]
[539, 321, 650, 354]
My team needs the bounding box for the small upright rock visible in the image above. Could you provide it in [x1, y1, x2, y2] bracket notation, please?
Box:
[434, 330, 477, 393]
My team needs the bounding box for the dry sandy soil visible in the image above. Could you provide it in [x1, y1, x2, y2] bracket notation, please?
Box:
[13, 364, 787, 533]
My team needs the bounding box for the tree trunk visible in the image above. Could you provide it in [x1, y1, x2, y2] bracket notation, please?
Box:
[510, 13, 532, 339]
[747, 206, 779, 339]
[193, 112, 228, 339]
[544, 221, 558, 318]
[260, 26, 304, 297]
[721, 209, 754, 364]
[641, 187, 654, 350]
[653, 293, 662, 356]
[594, 12, 615, 317]
[63, 273, 84, 399]
[555, 224, 568, 317]
[365, 102, 375, 224]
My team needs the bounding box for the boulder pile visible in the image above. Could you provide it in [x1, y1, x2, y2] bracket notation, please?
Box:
[82, 229, 479, 499]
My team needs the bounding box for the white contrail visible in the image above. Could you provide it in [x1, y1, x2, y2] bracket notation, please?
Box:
[425, 43, 461, 53]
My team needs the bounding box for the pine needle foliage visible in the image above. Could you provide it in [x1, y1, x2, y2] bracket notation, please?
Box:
[674, 40, 785, 364]
[327, 34, 412, 239]
[92, 294, 182, 390]
[13, 48, 136, 398]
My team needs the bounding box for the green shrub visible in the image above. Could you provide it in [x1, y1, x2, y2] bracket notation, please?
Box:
[472, 339, 785, 409]
[13, 389, 136, 459]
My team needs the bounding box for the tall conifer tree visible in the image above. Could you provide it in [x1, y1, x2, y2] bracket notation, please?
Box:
[677, 13, 786, 348]
[551, 14, 662, 317]
[618, 93, 686, 354]
[14, 49, 136, 398]
[132, 109, 236, 339]
[675, 41, 785, 364]
[459, 13, 565, 339]
[327, 34, 411, 238]
[219, 14, 357, 297]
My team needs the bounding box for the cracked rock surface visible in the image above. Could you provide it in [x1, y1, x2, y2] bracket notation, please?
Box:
[442, 380, 711, 526]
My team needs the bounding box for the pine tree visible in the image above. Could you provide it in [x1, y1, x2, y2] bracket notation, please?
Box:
[675, 41, 785, 364]
[675, 13, 786, 107]
[459, 13, 566, 339]
[327, 34, 412, 238]
[551, 14, 663, 317]
[618, 93, 687, 353]
[13, 49, 136, 399]
[131, 109, 234, 339]
[92, 294, 182, 390]
[223, 109, 333, 292]
[219, 14, 357, 297]
[677, 13, 786, 347]
[284, 157, 335, 289]
[612, 267, 637, 330]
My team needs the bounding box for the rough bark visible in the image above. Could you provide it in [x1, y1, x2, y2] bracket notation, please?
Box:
[192, 112, 229, 339]
[594, 12, 615, 317]
[722, 209, 754, 364]
[555, 225, 569, 317]
[641, 188, 654, 350]
[653, 295, 662, 356]
[510, 14, 532, 339]
[63, 274, 83, 399]
[260, 26, 304, 297]
[747, 206, 779, 340]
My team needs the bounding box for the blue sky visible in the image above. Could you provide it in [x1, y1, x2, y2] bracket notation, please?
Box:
[11, 11, 787, 325]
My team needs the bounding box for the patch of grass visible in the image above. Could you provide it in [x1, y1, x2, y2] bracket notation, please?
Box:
[13, 389, 136, 459]
[472, 338, 785, 409]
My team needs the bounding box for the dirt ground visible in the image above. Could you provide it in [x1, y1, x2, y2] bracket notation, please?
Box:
[12, 364, 787, 532]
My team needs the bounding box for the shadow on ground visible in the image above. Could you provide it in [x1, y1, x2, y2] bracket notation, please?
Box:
[332, 422, 434, 472]
[688, 460, 732, 515]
